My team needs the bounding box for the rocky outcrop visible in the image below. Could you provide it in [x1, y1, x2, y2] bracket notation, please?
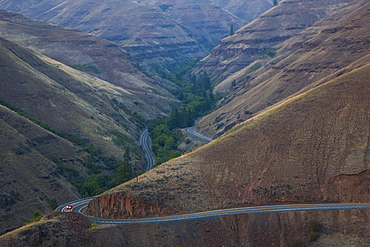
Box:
[85, 193, 172, 219]
[193, 0, 354, 85]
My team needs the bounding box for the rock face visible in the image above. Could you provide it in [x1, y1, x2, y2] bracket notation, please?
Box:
[85, 193, 172, 219]
[193, 0, 354, 85]
[196, 0, 370, 138]
[0, 0, 258, 72]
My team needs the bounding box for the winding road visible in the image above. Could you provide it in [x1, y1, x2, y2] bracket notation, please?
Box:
[140, 127, 212, 172]
[57, 129, 370, 224]
[139, 129, 155, 171]
[185, 127, 213, 142]
[56, 200, 370, 224]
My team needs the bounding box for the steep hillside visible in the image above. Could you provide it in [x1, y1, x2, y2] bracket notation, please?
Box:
[0, 10, 177, 118]
[0, 32, 154, 233]
[197, 0, 370, 138]
[0, 0, 252, 72]
[0, 105, 82, 234]
[0, 36, 138, 155]
[193, 0, 354, 85]
[0, 212, 95, 246]
[86, 53, 370, 219]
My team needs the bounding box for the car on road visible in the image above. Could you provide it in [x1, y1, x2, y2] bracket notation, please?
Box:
[65, 205, 73, 211]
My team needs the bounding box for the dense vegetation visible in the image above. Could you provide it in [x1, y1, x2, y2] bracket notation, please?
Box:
[149, 61, 218, 165]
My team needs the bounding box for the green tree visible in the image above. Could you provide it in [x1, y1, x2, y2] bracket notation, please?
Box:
[112, 163, 131, 185]
[229, 24, 235, 36]
[123, 146, 131, 165]
[83, 175, 106, 196]
[32, 210, 43, 219]
[231, 80, 237, 88]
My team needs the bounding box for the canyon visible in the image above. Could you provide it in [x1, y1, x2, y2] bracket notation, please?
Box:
[0, 0, 275, 72]
[0, 0, 370, 245]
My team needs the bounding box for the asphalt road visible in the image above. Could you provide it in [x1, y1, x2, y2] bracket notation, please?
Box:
[56, 130, 370, 223]
[56, 200, 370, 224]
[140, 127, 210, 171]
[185, 127, 213, 142]
[139, 129, 155, 171]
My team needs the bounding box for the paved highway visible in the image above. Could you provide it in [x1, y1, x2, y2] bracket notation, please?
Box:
[56, 200, 370, 224]
[56, 130, 370, 223]
[140, 127, 210, 171]
[185, 127, 213, 142]
[139, 129, 155, 171]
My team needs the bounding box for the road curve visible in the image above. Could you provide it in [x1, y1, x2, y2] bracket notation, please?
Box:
[56, 200, 370, 224]
[139, 129, 155, 171]
[185, 127, 213, 142]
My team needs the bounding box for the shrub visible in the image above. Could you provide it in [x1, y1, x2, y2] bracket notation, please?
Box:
[48, 198, 58, 210]
[309, 219, 321, 233]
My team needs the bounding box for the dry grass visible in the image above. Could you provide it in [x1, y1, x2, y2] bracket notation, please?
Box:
[92, 59, 370, 217]
[197, 1, 370, 138]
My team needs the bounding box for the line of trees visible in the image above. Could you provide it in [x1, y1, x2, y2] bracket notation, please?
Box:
[149, 65, 217, 165]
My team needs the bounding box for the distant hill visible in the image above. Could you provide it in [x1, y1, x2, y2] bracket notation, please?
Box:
[212, 0, 278, 21]
[195, 0, 370, 138]
[0, 0, 275, 72]
[0, 10, 177, 119]
[193, 0, 354, 86]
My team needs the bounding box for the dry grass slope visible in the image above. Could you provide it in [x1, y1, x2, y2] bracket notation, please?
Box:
[87, 58, 370, 217]
[196, 0, 370, 138]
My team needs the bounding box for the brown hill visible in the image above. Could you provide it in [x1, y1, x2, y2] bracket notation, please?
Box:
[193, 0, 354, 86]
[0, 26, 155, 232]
[0, 0, 252, 72]
[196, 0, 370, 138]
[0, 212, 95, 246]
[0, 10, 177, 118]
[86, 52, 370, 219]
[0, 104, 81, 234]
[0, 35, 137, 155]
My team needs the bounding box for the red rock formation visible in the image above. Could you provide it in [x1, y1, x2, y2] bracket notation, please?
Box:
[85, 193, 173, 219]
